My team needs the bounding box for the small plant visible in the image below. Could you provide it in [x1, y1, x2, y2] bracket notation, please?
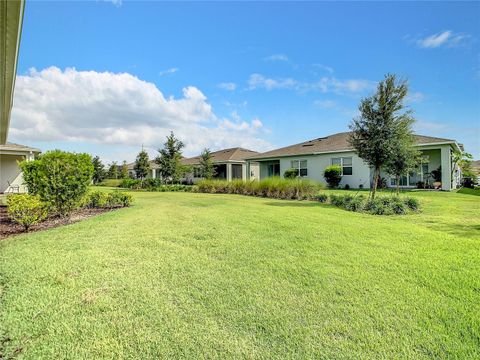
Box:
[404, 197, 420, 211]
[329, 194, 345, 207]
[86, 191, 132, 208]
[344, 184, 350, 190]
[390, 198, 407, 215]
[314, 193, 328, 203]
[345, 195, 365, 212]
[87, 191, 108, 208]
[284, 168, 298, 179]
[7, 194, 47, 231]
[105, 192, 133, 208]
[323, 165, 342, 188]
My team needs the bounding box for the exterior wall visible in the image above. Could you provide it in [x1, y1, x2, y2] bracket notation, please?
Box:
[0, 154, 27, 192]
[254, 151, 372, 188]
[183, 162, 248, 183]
[248, 162, 260, 180]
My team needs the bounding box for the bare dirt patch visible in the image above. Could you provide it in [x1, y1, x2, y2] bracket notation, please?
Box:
[0, 207, 114, 240]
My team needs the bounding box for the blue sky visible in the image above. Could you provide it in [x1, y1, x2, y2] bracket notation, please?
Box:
[10, 0, 480, 162]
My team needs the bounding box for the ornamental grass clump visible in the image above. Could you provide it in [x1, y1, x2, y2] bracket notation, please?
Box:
[195, 177, 320, 200]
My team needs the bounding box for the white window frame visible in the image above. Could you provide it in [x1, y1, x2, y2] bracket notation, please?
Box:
[331, 157, 353, 176]
[290, 159, 308, 177]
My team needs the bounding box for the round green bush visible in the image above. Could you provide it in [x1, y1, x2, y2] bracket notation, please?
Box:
[283, 168, 298, 179]
[323, 165, 342, 188]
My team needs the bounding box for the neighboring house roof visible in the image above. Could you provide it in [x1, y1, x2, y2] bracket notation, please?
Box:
[0, 0, 25, 144]
[182, 147, 260, 165]
[126, 160, 159, 171]
[247, 132, 458, 160]
[0, 142, 41, 154]
[472, 160, 480, 175]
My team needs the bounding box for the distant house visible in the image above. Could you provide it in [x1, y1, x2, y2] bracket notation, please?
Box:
[182, 147, 260, 183]
[0, 143, 41, 193]
[246, 132, 463, 190]
[126, 147, 260, 182]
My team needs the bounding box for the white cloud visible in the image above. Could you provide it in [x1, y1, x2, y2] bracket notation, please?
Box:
[217, 82, 237, 91]
[248, 73, 298, 90]
[264, 54, 289, 62]
[159, 67, 178, 76]
[10, 67, 272, 157]
[248, 73, 374, 94]
[416, 30, 470, 48]
[103, 0, 122, 7]
[313, 99, 336, 109]
[405, 91, 425, 104]
[312, 64, 334, 74]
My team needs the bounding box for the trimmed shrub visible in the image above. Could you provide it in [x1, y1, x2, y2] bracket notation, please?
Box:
[86, 191, 132, 208]
[20, 150, 93, 217]
[105, 192, 133, 208]
[323, 165, 342, 188]
[313, 193, 328, 203]
[99, 179, 123, 187]
[328, 193, 418, 216]
[87, 191, 108, 208]
[283, 168, 298, 179]
[121, 178, 142, 189]
[7, 194, 47, 231]
[404, 197, 420, 211]
[390, 197, 407, 215]
[344, 195, 365, 212]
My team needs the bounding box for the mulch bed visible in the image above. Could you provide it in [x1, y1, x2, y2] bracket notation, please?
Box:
[0, 207, 114, 240]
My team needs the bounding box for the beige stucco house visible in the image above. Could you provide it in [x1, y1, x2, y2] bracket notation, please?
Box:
[0, 143, 41, 193]
[247, 132, 463, 190]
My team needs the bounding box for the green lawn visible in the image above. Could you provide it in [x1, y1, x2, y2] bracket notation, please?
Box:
[1, 189, 479, 358]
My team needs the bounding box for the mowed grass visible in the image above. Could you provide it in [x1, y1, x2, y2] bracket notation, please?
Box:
[0, 189, 479, 359]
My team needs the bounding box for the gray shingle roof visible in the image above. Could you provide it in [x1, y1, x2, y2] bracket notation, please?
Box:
[0, 142, 41, 153]
[247, 132, 456, 160]
[182, 147, 259, 165]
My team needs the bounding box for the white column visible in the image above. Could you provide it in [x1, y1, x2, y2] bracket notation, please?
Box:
[227, 163, 232, 181]
[151, 168, 156, 179]
[242, 163, 247, 180]
[440, 146, 452, 191]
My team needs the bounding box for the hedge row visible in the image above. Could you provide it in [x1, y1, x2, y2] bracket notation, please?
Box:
[319, 193, 420, 215]
[120, 178, 192, 192]
[195, 178, 321, 200]
[7, 191, 133, 231]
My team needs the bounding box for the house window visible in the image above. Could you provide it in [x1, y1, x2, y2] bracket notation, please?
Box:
[291, 160, 308, 177]
[193, 167, 202, 178]
[331, 157, 352, 175]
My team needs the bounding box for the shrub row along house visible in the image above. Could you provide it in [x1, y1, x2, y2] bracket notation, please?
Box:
[126, 131, 463, 191]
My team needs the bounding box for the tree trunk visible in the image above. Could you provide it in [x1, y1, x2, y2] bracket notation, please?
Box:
[396, 175, 400, 195]
[371, 167, 379, 199]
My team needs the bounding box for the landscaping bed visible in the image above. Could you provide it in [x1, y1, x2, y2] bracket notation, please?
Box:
[0, 206, 113, 240]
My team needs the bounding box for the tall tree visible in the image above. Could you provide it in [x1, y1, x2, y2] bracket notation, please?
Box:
[134, 149, 150, 180]
[107, 161, 118, 179]
[198, 148, 216, 179]
[155, 132, 188, 184]
[349, 74, 412, 199]
[120, 160, 129, 179]
[92, 156, 106, 184]
[385, 123, 421, 194]
[452, 150, 474, 181]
